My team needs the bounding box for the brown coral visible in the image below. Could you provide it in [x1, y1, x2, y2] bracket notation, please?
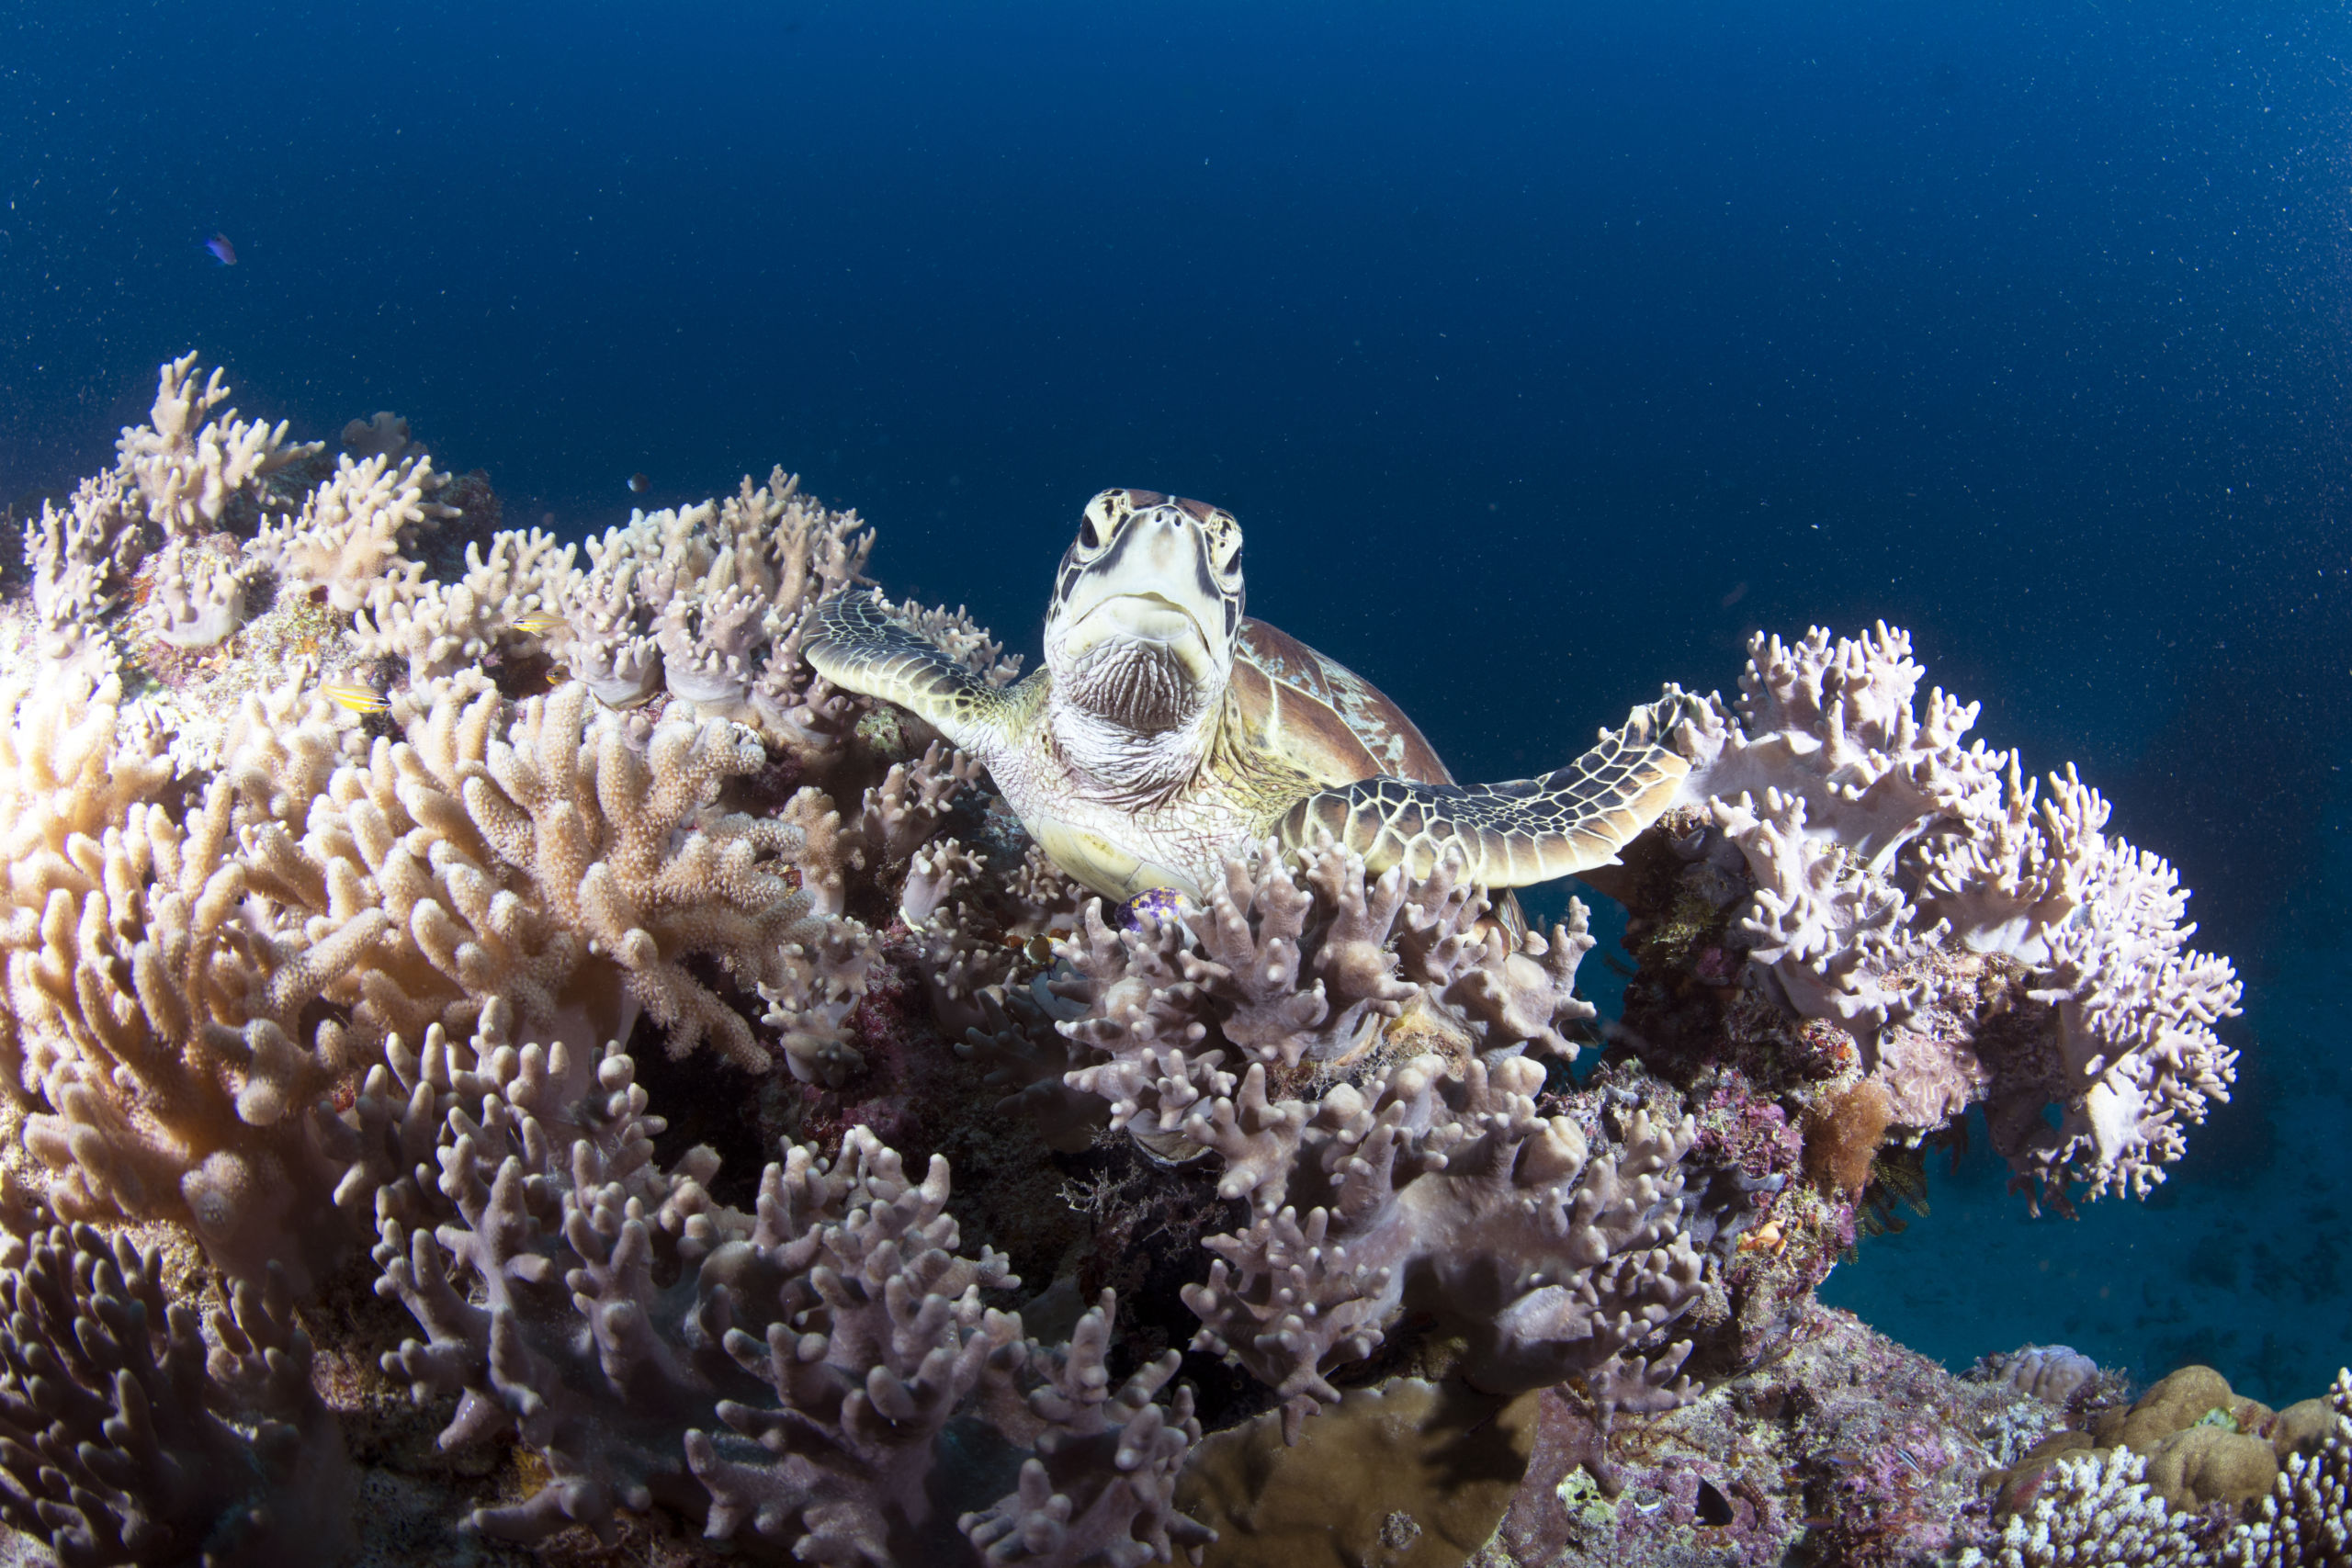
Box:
[1803, 1078, 1894, 1195]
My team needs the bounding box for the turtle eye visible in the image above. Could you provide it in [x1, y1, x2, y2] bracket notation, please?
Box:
[1077, 493, 1125, 556]
[1208, 520, 1242, 578]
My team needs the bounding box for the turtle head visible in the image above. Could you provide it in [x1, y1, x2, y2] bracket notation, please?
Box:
[1045, 489, 1244, 735]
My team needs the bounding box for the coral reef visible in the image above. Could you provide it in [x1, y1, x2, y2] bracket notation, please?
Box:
[1962, 1449, 2200, 1568]
[2223, 1368, 2352, 1566]
[350, 527, 573, 683]
[256, 451, 456, 615]
[1606, 623, 2242, 1214]
[560, 470, 878, 750]
[1983, 1344, 2103, 1407]
[3, 665, 825, 1292]
[1973, 1359, 2352, 1563]
[1179, 1379, 1540, 1567]
[116, 353, 322, 539]
[0, 1224, 354, 1567]
[23, 474, 146, 666]
[0, 355, 2277, 1565]
[1476, 1305, 2048, 1568]
[141, 533, 260, 649]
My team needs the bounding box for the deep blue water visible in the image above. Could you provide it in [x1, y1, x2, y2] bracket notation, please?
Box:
[4, 2, 2347, 1397]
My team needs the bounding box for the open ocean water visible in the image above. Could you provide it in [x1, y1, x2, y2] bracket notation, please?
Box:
[3, 2, 2346, 1400]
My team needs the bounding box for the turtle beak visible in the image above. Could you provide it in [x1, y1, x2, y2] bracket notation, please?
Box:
[1066, 592, 1209, 656]
[1046, 505, 1236, 730]
[1053, 506, 1229, 671]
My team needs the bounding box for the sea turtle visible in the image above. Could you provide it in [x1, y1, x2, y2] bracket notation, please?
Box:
[807, 489, 1690, 904]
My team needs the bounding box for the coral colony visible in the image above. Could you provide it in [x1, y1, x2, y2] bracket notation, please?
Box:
[0, 355, 2338, 1565]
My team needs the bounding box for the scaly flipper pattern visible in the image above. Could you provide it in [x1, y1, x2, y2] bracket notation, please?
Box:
[806, 591, 1023, 750]
[1276, 696, 1692, 885]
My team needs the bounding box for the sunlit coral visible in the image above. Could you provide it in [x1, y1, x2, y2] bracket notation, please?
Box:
[116, 352, 323, 537]
[255, 451, 454, 613]
[1659, 624, 2240, 1210]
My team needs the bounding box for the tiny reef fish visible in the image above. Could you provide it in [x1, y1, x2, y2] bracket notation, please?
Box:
[205, 233, 238, 266]
[628, 472, 650, 494]
[511, 611, 566, 637]
[319, 680, 389, 715]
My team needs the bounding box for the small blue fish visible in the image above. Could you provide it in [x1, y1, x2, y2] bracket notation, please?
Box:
[205, 232, 238, 266]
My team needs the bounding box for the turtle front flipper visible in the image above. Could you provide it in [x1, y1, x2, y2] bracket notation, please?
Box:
[1275, 695, 1692, 886]
[805, 590, 1023, 751]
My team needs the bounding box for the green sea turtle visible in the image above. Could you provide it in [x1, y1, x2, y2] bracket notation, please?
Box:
[807, 489, 1689, 904]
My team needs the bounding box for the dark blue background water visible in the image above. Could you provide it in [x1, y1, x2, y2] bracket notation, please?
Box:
[5, 2, 2346, 1395]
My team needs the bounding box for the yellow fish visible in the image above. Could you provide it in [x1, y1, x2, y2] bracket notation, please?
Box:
[512, 611, 566, 637]
[320, 681, 389, 716]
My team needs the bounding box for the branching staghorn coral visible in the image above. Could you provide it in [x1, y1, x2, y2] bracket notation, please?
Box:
[779, 738, 986, 917]
[3, 665, 827, 1290]
[1049, 840, 1598, 1171]
[1177, 844, 1418, 1068]
[369, 677, 825, 1067]
[371, 1032, 744, 1542]
[562, 468, 874, 749]
[755, 742, 1001, 1078]
[691, 1180, 1208, 1568]
[11, 686, 386, 1288]
[350, 526, 576, 682]
[115, 353, 323, 538]
[677, 1127, 1030, 1563]
[1182, 1055, 1708, 1438]
[370, 1024, 1206, 1565]
[1959, 1449, 2201, 1568]
[898, 835, 1009, 1033]
[0, 670, 176, 958]
[759, 918, 881, 1085]
[254, 451, 454, 614]
[1041, 840, 1701, 1439]
[0, 1224, 355, 1568]
[899, 829, 1080, 1039]
[956, 1292, 1215, 1568]
[23, 473, 146, 662]
[0, 671, 175, 1139]
[139, 533, 261, 649]
[1659, 624, 2241, 1211]
[2222, 1369, 2352, 1568]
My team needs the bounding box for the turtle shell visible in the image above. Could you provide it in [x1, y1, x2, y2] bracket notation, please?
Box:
[1228, 618, 1453, 790]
